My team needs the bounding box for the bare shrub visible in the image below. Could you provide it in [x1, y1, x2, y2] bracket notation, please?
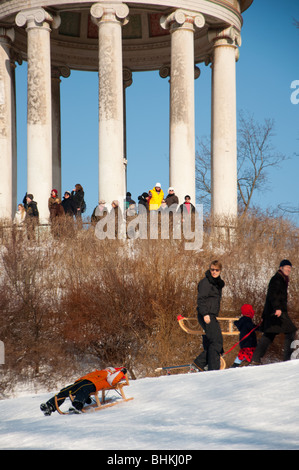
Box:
[58, 239, 201, 378]
[0, 234, 74, 395]
[0, 211, 298, 395]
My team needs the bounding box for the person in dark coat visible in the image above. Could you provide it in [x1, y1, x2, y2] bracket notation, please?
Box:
[138, 192, 150, 213]
[179, 195, 196, 215]
[125, 192, 136, 211]
[71, 184, 85, 218]
[251, 260, 297, 364]
[23, 193, 39, 240]
[61, 191, 77, 217]
[23, 193, 39, 219]
[231, 304, 257, 367]
[193, 260, 225, 371]
[165, 187, 179, 208]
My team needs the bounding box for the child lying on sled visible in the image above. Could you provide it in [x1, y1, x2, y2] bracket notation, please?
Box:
[40, 367, 127, 415]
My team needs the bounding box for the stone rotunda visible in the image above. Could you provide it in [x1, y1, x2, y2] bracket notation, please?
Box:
[0, 0, 253, 223]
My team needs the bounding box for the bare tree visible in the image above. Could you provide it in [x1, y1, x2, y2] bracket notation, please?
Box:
[195, 112, 287, 214]
[195, 136, 211, 209]
[237, 112, 287, 213]
[278, 203, 299, 216]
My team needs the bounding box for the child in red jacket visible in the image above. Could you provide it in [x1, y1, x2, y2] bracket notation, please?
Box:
[232, 304, 257, 367]
[40, 367, 127, 415]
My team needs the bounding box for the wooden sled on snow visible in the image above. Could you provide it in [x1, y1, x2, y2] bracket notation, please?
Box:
[177, 314, 239, 336]
[55, 373, 134, 415]
[177, 314, 239, 371]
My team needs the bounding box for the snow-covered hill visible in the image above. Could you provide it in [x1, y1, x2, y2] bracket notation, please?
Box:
[1, 361, 299, 451]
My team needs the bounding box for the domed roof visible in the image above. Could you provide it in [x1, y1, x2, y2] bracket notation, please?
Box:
[0, 0, 253, 71]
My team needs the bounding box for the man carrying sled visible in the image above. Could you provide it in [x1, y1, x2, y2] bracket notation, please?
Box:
[193, 260, 225, 371]
[40, 367, 127, 415]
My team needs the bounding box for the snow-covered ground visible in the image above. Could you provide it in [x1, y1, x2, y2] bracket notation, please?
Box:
[1, 360, 299, 451]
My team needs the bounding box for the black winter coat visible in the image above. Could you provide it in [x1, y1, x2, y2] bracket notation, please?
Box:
[197, 270, 225, 322]
[71, 189, 85, 211]
[61, 197, 77, 216]
[234, 316, 257, 348]
[261, 270, 297, 334]
[26, 201, 39, 218]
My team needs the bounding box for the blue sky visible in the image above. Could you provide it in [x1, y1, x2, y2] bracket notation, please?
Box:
[15, 0, 299, 224]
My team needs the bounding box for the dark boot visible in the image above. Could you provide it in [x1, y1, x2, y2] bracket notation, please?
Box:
[40, 402, 56, 416]
[72, 400, 84, 412]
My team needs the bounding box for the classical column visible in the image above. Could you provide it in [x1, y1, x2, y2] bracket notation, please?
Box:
[209, 27, 241, 223]
[91, 3, 129, 207]
[161, 10, 205, 206]
[0, 27, 16, 220]
[51, 66, 71, 198]
[16, 8, 61, 224]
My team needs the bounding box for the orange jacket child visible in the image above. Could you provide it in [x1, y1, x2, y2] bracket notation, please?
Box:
[40, 367, 127, 415]
[76, 367, 126, 392]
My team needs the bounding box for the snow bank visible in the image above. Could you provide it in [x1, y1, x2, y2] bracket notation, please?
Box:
[0, 360, 299, 451]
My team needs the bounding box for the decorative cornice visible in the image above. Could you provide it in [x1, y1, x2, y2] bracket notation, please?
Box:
[0, 0, 245, 31]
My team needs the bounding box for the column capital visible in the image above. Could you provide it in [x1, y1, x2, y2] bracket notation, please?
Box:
[0, 26, 15, 43]
[90, 2, 129, 26]
[123, 67, 132, 88]
[51, 65, 71, 80]
[159, 64, 200, 80]
[160, 9, 205, 33]
[15, 7, 61, 30]
[159, 64, 170, 79]
[208, 26, 241, 47]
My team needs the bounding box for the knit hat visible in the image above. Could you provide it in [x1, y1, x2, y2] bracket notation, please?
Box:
[52, 189, 58, 196]
[279, 259, 292, 268]
[155, 182, 161, 188]
[241, 304, 255, 319]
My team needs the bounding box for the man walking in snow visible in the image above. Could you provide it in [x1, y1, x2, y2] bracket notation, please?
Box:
[193, 260, 225, 371]
[251, 260, 297, 365]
